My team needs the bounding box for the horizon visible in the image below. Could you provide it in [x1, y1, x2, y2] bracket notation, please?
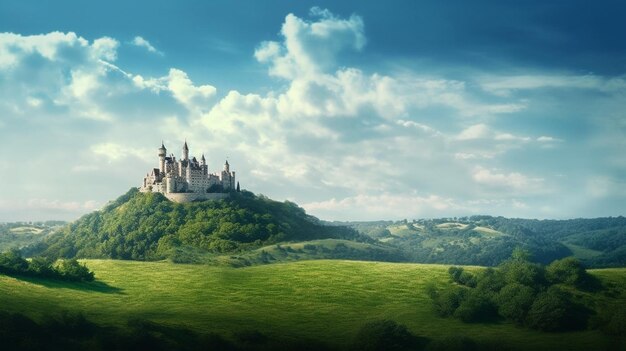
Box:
[1, 1, 626, 222]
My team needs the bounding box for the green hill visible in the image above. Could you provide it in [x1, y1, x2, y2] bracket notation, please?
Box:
[0, 259, 623, 350]
[0, 221, 66, 252]
[342, 217, 626, 267]
[31, 189, 365, 262]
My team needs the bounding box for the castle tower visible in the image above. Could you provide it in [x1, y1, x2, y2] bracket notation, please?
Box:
[224, 160, 230, 173]
[158, 142, 167, 174]
[201, 153, 206, 166]
[182, 140, 189, 161]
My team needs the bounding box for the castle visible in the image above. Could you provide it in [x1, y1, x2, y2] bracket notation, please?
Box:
[140, 141, 237, 202]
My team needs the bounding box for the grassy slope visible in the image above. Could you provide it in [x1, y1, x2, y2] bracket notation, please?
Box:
[0, 260, 624, 350]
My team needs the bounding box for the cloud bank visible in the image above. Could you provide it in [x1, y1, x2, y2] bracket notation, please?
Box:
[1, 8, 625, 221]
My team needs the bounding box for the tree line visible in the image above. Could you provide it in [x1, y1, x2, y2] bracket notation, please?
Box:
[0, 249, 94, 282]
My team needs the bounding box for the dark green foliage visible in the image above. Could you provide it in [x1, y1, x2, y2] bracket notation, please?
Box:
[525, 287, 589, 332]
[428, 252, 596, 332]
[495, 283, 535, 324]
[348, 216, 626, 267]
[428, 285, 467, 317]
[499, 257, 545, 287]
[0, 250, 94, 282]
[448, 266, 476, 287]
[55, 259, 95, 282]
[545, 257, 592, 288]
[352, 320, 427, 351]
[0, 248, 28, 273]
[474, 268, 505, 294]
[0, 311, 239, 351]
[595, 305, 626, 336]
[426, 336, 478, 351]
[453, 289, 498, 323]
[35, 188, 363, 261]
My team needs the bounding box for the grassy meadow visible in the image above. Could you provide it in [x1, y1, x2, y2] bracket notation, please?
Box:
[0, 259, 624, 350]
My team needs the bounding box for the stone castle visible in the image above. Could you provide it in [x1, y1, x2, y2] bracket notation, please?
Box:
[140, 141, 237, 202]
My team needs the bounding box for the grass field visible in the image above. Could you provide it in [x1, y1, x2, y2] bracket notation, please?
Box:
[0, 259, 624, 350]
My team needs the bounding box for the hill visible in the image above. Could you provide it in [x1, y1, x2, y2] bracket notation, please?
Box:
[0, 260, 623, 350]
[0, 221, 66, 252]
[30, 189, 365, 262]
[339, 216, 626, 267]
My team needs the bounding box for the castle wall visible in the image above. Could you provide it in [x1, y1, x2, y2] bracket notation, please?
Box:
[164, 192, 230, 203]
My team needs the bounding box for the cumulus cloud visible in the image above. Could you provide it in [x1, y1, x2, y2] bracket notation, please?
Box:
[472, 166, 544, 193]
[3, 8, 621, 221]
[131, 36, 162, 55]
[90, 143, 152, 163]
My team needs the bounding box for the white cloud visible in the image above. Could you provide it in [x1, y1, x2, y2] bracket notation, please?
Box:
[472, 166, 544, 192]
[0, 198, 100, 213]
[91, 143, 151, 163]
[131, 36, 162, 55]
[302, 193, 463, 220]
[481, 74, 626, 96]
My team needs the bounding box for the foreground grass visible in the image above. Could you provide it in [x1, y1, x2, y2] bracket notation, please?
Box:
[0, 260, 624, 350]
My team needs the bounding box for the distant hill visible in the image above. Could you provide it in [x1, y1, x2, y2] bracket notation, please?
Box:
[29, 188, 365, 262]
[0, 221, 66, 252]
[338, 216, 626, 267]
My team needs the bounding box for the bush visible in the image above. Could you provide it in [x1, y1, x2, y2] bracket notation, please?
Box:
[0, 249, 28, 274]
[495, 283, 535, 324]
[55, 259, 95, 282]
[453, 290, 498, 323]
[448, 267, 477, 287]
[546, 257, 592, 288]
[353, 320, 425, 351]
[431, 286, 467, 317]
[525, 286, 588, 331]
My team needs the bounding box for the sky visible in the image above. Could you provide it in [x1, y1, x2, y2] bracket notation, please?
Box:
[1, 0, 625, 221]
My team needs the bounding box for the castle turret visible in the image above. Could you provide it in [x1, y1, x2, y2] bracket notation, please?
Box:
[182, 140, 189, 161]
[158, 142, 167, 174]
[201, 154, 206, 166]
[224, 160, 230, 173]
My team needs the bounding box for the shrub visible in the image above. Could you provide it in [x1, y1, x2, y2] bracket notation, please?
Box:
[353, 320, 424, 351]
[448, 267, 477, 287]
[546, 257, 591, 288]
[0, 249, 28, 274]
[525, 286, 589, 331]
[453, 290, 498, 323]
[431, 286, 467, 317]
[495, 283, 535, 324]
[55, 259, 95, 282]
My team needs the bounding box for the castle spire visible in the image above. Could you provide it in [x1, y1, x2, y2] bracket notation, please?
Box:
[182, 139, 189, 161]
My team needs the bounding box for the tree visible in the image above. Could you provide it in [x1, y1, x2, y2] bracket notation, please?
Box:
[55, 259, 95, 282]
[526, 287, 571, 331]
[546, 257, 590, 288]
[453, 290, 498, 323]
[236, 181, 240, 192]
[495, 283, 535, 324]
[0, 249, 28, 273]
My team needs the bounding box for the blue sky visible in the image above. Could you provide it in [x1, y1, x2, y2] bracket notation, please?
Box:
[1, 1, 625, 221]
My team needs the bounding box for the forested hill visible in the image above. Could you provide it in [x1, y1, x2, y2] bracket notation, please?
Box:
[30, 188, 362, 261]
[341, 216, 626, 268]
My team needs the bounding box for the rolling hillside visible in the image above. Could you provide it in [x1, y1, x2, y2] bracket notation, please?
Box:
[0, 260, 624, 350]
[342, 217, 626, 267]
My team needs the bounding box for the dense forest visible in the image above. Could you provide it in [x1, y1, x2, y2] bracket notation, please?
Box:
[28, 189, 362, 261]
